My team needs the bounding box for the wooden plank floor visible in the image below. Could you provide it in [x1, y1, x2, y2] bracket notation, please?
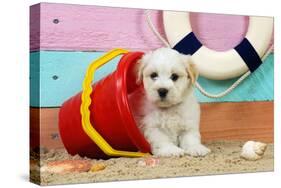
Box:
[30, 101, 274, 149]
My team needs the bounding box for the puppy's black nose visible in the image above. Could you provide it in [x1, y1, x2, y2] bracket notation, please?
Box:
[158, 88, 168, 98]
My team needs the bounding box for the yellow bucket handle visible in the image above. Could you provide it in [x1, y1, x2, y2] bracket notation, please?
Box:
[80, 48, 150, 157]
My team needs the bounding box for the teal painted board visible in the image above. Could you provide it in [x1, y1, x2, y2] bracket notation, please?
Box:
[195, 54, 274, 102]
[30, 51, 274, 107]
[30, 52, 40, 106]
[30, 51, 121, 107]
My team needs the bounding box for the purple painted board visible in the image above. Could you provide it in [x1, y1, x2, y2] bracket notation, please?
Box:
[30, 3, 273, 52]
[30, 4, 40, 50]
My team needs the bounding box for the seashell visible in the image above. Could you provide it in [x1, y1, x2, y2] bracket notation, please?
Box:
[240, 141, 267, 161]
[41, 160, 92, 174]
[137, 157, 160, 167]
[90, 163, 106, 172]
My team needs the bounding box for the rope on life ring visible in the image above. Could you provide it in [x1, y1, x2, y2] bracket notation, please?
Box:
[145, 10, 273, 98]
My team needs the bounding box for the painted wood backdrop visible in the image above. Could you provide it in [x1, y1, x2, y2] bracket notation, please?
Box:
[30, 3, 273, 52]
[30, 52, 273, 107]
[30, 3, 274, 149]
[30, 101, 273, 149]
[30, 3, 274, 107]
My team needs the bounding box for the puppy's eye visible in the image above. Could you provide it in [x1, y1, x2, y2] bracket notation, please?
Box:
[150, 72, 158, 80]
[170, 73, 179, 81]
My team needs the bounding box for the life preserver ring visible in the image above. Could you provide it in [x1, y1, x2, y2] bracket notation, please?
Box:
[163, 11, 273, 80]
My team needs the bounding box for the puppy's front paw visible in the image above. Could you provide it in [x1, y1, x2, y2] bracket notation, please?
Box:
[153, 145, 185, 157]
[184, 144, 210, 157]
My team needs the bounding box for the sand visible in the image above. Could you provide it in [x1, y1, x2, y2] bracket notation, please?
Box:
[30, 141, 274, 185]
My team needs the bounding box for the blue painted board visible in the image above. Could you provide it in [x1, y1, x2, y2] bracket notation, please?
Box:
[30, 51, 274, 107]
[196, 54, 274, 102]
[30, 51, 121, 107]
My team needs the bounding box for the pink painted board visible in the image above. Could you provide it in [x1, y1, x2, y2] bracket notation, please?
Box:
[30, 4, 40, 50]
[30, 3, 273, 52]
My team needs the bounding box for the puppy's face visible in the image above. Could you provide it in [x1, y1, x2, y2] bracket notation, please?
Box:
[137, 48, 198, 108]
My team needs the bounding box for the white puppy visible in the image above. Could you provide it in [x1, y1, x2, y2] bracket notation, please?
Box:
[135, 48, 210, 157]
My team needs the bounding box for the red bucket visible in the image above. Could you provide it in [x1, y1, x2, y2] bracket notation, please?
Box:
[59, 51, 151, 159]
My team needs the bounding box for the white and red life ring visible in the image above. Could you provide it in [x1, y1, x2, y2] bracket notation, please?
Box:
[163, 11, 273, 80]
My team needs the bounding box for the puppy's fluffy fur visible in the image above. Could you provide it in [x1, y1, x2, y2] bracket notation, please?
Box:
[134, 48, 210, 157]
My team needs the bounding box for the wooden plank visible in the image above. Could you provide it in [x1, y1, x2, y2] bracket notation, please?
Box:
[30, 4, 40, 52]
[30, 51, 273, 107]
[30, 101, 273, 149]
[31, 3, 164, 52]
[200, 102, 274, 142]
[30, 108, 62, 149]
[30, 107, 40, 149]
[195, 53, 274, 103]
[30, 51, 121, 107]
[30, 3, 273, 52]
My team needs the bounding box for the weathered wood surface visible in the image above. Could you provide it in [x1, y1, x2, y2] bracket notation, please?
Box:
[30, 4, 40, 51]
[30, 108, 62, 149]
[200, 102, 274, 142]
[30, 51, 273, 107]
[30, 101, 274, 149]
[30, 3, 273, 52]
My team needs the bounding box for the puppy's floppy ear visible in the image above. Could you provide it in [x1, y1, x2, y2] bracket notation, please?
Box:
[187, 62, 199, 84]
[136, 59, 144, 84]
[135, 52, 151, 84]
[181, 55, 199, 85]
